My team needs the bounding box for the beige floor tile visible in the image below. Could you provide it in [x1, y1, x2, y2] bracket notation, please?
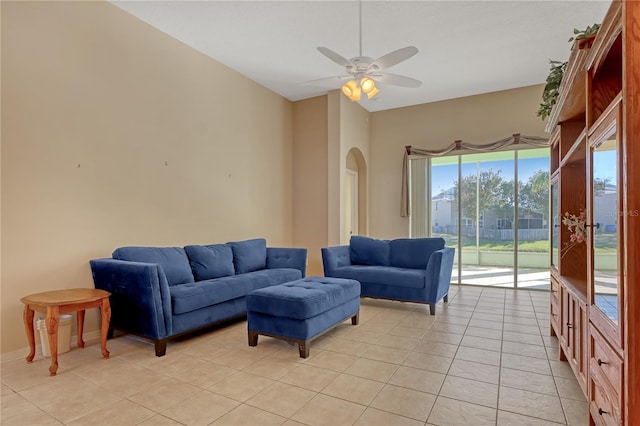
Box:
[555, 376, 587, 401]
[413, 340, 459, 358]
[549, 359, 577, 379]
[439, 375, 499, 408]
[502, 330, 544, 346]
[322, 338, 374, 356]
[389, 325, 427, 339]
[211, 404, 286, 425]
[498, 387, 566, 423]
[279, 364, 339, 392]
[542, 335, 561, 348]
[321, 373, 385, 405]
[503, 315, 540, 326]
[501, 353, 552, 375]
[500, 367, 558, 396]
[503, 322, 544, 335]
[447, 359, 500, 385]
[176, 361, 237, 388]
[428, 396, 497, 425]
[388, 365, 445, 395]
[291, 394, 366, 426]
[422, 330, 464, 345]
[161, 390, 239, 425]
[497, 410, 562, 425]
[19, 373, 122, 424]
[73, 357, 168, 397]
[211, 348, 269, 369]
[209, 371, 275, 402]
[138, 414, 185, 425]
[468, 318, 504, 331]
[370, 383, 437, 421]
[128, 376, 201, 411]
[361, 344, 410, 364]
[454, 346, 501, 366]
[561, 397, 590, 425]
[429, 322, 468, 334]
[354, 407, 424, 426]
[1, 392, 43, 422]
[377, 334, 419, 351]
[437, 315, 470, 326]
[471, 312, 504, 322]
[246, 381, 316, 417]
[304, 350, 357, 372]
[464, 326, 503, 340]
[460, 334, 502, 352]
[68, 398, 155, 425]
[502, 340, 548, 359]
[1, 410, 62, 425]
[344, 357, 398, 382]
[403, 351, 453, 374]
[241, 355, 300, 380]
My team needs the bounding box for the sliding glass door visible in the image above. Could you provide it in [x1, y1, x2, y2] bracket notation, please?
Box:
[415, 148, 550, 289]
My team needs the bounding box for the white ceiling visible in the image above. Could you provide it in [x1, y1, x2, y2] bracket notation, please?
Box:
[112, 0, 611, 112]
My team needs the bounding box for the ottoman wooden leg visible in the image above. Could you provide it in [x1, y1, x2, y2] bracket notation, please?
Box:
[351, 312, 359, 325]
[248, 331, 259, 347]
[298, 341, 310, 358]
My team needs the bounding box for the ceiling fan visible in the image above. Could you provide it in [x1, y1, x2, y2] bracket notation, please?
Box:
[304, 0, 422, 102]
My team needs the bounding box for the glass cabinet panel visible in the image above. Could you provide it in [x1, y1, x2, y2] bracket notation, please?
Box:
[592, 128, 619, 325]
[551, 180, 559, 269]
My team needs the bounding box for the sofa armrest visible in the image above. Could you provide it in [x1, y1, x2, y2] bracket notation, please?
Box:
[424, 248, 455, 301]
[321, 246, 352, 277]
[89, 258, 173, 339]
[266, 247, 308, 277]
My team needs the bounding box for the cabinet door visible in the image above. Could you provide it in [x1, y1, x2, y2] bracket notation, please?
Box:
[588, 102, 623, 349]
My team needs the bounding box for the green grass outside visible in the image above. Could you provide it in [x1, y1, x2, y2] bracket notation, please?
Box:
[435, 233, 618, 252]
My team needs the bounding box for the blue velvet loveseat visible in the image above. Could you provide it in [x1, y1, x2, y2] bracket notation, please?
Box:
[322, 236, 454, 314]
[90, 238, 306, 356]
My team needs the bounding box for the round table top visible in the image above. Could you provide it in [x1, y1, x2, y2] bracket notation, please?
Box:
[20, 288, 110, 306]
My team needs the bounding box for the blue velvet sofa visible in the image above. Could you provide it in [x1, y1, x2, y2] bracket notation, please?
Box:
[90, 238, 306, 356]
[322, 236, 454, 315]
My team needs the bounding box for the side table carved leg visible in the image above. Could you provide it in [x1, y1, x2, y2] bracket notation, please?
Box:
[100, 298, 111, 358]
[45, 306, 60, 376]
[76, 310, 86, 348]
[23, 305, 36, 363]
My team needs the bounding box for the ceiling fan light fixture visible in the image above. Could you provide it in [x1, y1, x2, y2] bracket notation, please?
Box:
[366, 86, 379, 99]
[360, 77, 375, 92]
[341, 80, 361, 101]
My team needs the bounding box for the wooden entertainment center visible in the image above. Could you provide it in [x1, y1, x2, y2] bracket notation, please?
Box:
[547, 1, 638, 424]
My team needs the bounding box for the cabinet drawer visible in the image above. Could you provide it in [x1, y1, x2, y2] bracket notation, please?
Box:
[590, 327, 623, 397]
[589, 357, 622, 426]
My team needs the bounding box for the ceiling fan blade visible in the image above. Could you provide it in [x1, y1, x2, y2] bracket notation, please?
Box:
[373, 73, 422, 88]
[371, 46, 419, 70]
[317, 47, 353, 68]
[300, 75, 352, 86]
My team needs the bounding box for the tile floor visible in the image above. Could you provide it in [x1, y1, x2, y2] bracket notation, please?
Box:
[1, 285, 589, 425]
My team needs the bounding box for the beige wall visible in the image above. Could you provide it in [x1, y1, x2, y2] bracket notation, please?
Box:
[292, 96, 328, 276]
[1, 1, 294, 353]
[369, 84, 548, 239]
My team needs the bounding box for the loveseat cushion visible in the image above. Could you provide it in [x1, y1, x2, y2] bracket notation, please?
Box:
[228, 238, 267, 274]
[389, 238, 445, 269]
[184, 244, 235, 281]
[330, 265, 426, 289]
[112, 246, 194, 286]
[350, 236, 390, 266]
[170, 268, 301, 315]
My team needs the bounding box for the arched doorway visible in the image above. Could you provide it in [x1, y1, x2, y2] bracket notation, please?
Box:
[344, 148, 367, 244]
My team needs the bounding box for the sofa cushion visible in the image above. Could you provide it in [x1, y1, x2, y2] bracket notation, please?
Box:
[330, 265, 426, 289]
[228, 238, 267, 274]
[184, 244, 235, 281]
[170, 268, 302, 315]
[350, 236, 390, 266]
[389, 238, 445, 269]
[112, 246, 194, 286]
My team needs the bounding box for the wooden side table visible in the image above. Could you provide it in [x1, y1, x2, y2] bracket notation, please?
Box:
[21, 288, 111, 375]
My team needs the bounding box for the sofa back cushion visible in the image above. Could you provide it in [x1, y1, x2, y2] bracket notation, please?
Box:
[112, 246, 194, 286]
[389, 238, 445, 269]
[350, 236, 390, 266]
[184, 244, 235, 281]
[228, 238, 267, 274]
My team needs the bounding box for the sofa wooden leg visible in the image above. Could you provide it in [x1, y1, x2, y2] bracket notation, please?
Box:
[351, 312, 359, 325]
[428, 303, 436, 315]
[443, 294, 449, 303]
[298, 341, 310, 358]
[248, 331, 258, 347]
[154, 339, 167, 357]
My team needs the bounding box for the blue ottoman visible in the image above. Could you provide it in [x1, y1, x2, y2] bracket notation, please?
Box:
[246, 277, 360, 358]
